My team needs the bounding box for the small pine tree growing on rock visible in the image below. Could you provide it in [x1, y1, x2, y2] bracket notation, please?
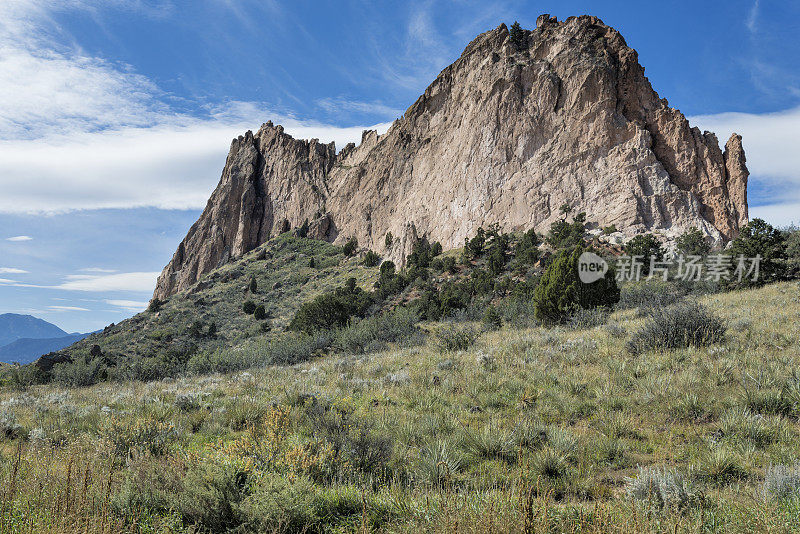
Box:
[343, 237, 358, 256]
[533, 246, 619, 324]
[509, 21, 525, 49]
[297, 218, 310, 238]
[147, 297, 163, 313]
[363, 250, 380, 267]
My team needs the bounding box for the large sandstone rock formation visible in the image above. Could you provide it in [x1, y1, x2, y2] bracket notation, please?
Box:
[154, 15, 748, 299]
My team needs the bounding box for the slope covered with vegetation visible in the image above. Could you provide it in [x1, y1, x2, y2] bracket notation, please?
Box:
[1, 216, 800, 532]
[0, 282, 799, 533]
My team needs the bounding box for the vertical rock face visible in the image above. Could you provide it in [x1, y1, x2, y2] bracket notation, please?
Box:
[154, 15, 749, 300]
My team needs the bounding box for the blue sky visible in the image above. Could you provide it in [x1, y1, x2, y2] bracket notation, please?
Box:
[1, 0, 799, 332]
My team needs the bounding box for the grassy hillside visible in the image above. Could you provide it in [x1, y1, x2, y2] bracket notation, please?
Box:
[37, 233, 380, 382]
[0, 281, 799, 532]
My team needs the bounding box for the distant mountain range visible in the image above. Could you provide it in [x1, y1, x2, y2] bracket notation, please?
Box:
[0, 313, 91, 364]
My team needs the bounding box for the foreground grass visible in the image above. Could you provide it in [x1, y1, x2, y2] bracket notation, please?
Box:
[1, 282, 799, 532]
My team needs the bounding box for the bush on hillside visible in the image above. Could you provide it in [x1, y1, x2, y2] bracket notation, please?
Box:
[725, 218, 787, 288]
[148, 298, 164, 313]
[343, 237, 358, 256]
[288, 278, 372, 334]
[434, 323, 479, 352]
[785, 227, 800, 278]
[515, 228, 541, 265]
[362, 250, 380, 267]
[242, 300, 256, 314]
[407, 239, 440, 269]
[533, 246, 619, 324]
[332, 307, 420, 354]
[546, 213, 586, 250]
[626, 301, 725, 354]
[482, 306, 502, 330]
[464, 227, 486, 259]
[619, 280, 685, 315]
[623, 233, 665, 275]
[676, 227, 711, 256]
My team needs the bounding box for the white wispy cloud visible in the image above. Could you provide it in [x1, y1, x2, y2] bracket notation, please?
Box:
[48, 305, 90, 312]
[55, 272, 160, 292]
[746, 0, 760, 34]
[689, 105, 800, 227]
[0, 268, 28, 274]
[105, 299, 149, 312]
[0, 1, 393, 214]
[0, 271, 160, 292]
[6, 236, 33, 242]
[316, 97, 404, 118]
[0, 117, 393, 214]
[79, 267, 117, 273]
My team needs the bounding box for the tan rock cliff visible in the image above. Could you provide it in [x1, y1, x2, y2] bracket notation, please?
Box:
[154, 15, 749, 299]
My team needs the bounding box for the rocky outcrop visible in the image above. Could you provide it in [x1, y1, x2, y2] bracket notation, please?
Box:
[154, 15, 749, 300]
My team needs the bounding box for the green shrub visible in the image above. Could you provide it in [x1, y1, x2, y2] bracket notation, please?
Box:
[619, 280, 685, 315]
[384, 232, 393, 248]
[172, 463, 248, 532]
[627, 301, 725, 354]
[464, 227, 486, 259]
[602, 225, 617, 235]
[253, 305, 267, 320]
[546, 213, 586, 249]
[625, 466, 698, 510]
[407, 239, 436, 268]
[343, 237, 358, 256]
[241, 475, 392, 532]
[434, 323, 479, 352]
[242, 300, 256, 314]
[248, 276, 258, 293]
[333, 307, 420, 354]
[363, 250, 380, 267]
[51, 354, 104, 387]
[725, 218, 787, 288]
[289, 278, 372, 334]
[482, 306, 502, 330]
[624, 233, 665, 275]
[107, 418, 179, 460]
[516, 228, 540, 265]
[307, 406, 394, 479]
[148, 297, 163, 313]
[297, 218, 310, 238]
[786, 227, 800, 278]
[533, 246, 619, 324]
[676, 227, 711, 256]
[763, 465, 800, 501]
[509, 20, 525, 49]
[568, 307, 608, 329]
